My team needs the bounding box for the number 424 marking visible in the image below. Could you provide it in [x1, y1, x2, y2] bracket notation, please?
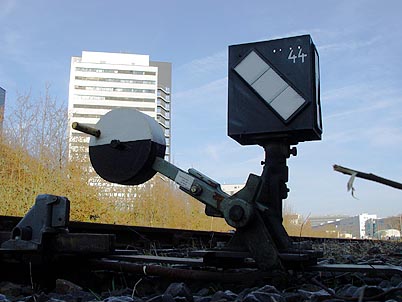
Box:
[288, 48, 307, 63]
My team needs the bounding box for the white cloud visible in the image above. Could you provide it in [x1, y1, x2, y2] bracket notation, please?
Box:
[325, 100, 395, 120]
[0, 0, 16, 20]
[204, 143, 225, 162]
[366, 126, 402, 148]
[176, 50, 227, 75]
[174, 77, 227, 105]
[323, 81, 402, 120]
[0, 2, 24, 62]
[176, 29, 325, 78]
[319, 36, 380, 53]
[0, 28, 39, 69]
[0, 30, 25, 58]
[199, 142, 263, 182]
[264, 29, 327, 42]
[324, 122, 402, 150]
[323, 81, 401, 101]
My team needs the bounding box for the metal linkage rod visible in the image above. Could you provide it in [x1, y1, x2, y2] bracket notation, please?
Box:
[333, 164, 402, 191]
[72, 122, 101, 138]
[152, 157, 253, 229]
[89, 259, 275, 282]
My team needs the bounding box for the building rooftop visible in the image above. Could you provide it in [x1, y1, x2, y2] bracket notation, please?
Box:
[80, 51, 150, 66]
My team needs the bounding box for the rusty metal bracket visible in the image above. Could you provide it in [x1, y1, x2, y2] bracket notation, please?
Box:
[1, 194, 70, 250]
[1, 194, 114, 254]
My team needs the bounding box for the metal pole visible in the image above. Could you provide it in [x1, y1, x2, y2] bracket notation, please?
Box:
[254, 142, 295, 250]
[71, 122, 101, 138]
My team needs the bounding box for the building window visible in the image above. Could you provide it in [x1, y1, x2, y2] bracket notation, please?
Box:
[73, 104, 154, 111]
[77, 95, 155, 103]
[75, 76, 156, 85]
[74, 85, 155, 93]
[76, 67, 156, 76]
[72, 113, 103, 118]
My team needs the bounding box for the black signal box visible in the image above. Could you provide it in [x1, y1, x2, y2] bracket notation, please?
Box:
[228, 35, 322, 145]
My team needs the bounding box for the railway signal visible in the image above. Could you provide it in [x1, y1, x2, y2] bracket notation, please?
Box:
[70, 34, 323, 270]
[228, 35, 322, 145]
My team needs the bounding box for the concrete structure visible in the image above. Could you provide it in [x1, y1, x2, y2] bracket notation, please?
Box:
[67, 51, 171, 202]
[365, 215, 402, 239]
[374, 229, 400, 240]
[338, 213, 377, 238]
[309, 215, 350, 228]
[0, 87, 5, 129]
[313, 213, 377, 238]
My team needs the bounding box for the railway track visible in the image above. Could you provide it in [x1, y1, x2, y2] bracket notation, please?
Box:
[0, 215, 232, 250]
[1, 214, 401, 289]
[1, 214, 387, 249]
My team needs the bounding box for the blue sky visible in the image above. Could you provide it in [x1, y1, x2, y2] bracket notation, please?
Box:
[1, 0, 402, 218]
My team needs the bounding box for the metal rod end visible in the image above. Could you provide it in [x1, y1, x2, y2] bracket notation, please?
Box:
[72, 122, 101, 138]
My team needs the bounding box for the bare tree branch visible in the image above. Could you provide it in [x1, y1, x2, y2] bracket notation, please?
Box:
[333, 164, 402, 191]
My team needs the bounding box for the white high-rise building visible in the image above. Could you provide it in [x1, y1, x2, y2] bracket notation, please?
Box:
[67, 51, 171, 201]
[312, 213, 377, 238]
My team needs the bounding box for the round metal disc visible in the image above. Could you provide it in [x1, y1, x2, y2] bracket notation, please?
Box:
[89, 108, 166, 185]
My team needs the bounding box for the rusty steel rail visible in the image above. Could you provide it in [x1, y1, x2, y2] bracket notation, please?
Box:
[0, 214, 402, 290]
[0, 215, 383, 249]
[88, 258, 280, 282]
[0, 215, 232, 250]
[308, 263, 402, 276]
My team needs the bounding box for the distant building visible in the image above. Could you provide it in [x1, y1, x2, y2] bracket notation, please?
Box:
[68, 51, 171, 161]
[313, 213, 377, 238]
[0, 87, 5, 129]
[221, 184, 245, 195]
[284, 213, 303, 225]
[365, 215, 402, 239]
[309, 215, 350, 227]
[365, 218, 377, 238]
[338, 213, 377, 238]
[67, 51, 171, 202]
[374, 229, 400, 240]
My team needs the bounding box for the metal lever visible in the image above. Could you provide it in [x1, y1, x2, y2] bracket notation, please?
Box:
[72, 122, 101, 138]
[152, 157, 254, 229]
